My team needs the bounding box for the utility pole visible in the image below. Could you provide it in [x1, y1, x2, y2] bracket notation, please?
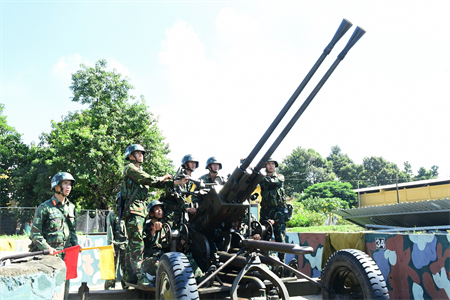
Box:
[358, 179, 360, 208]
[396, 174, 400, 204]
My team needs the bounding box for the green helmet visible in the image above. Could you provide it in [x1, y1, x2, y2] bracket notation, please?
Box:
[148, 200, 163, 212]
[181, 154, 199, 169]
[265, 158, 278, 168]
[51, 172, 76, 190]
[125, 144, 146, 160]
[205, 156, 222, 170]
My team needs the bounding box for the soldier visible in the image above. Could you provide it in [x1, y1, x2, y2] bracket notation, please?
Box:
[104, 194, 128, 290]
[142, 201, 214, 286]
[159, 154, 198, 227]
[29, 172, 78, 300]
[198, 156, 226, 185]
[121, 144, 188, 287]
[259, 158, 287, 262]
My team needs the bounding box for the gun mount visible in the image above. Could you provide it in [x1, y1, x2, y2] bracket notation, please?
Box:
[120, 20, 389, 300]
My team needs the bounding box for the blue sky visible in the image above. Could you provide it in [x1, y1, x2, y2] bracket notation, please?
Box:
[1, 1, 449, 180]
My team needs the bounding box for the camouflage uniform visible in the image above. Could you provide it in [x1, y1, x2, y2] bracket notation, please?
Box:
[259, 172, 287, 262]
[159, 169, 192, 227]
[122, 162, 174, 281]
[239, 212, 258, 238]
[29, 195, 78, 252]
[104, 210, 128, 290]
[198, 173, 226, 185]
[142, 219, 165, 276]
[29, 195, 78, 300]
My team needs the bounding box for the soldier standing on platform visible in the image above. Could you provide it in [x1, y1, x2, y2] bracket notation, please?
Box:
[259, 158, 288, 262]
[121, 144, 188, 287]
[198, 156, 226, 185]
[159, 154, 198, 227]
[29, 172, 79, 300]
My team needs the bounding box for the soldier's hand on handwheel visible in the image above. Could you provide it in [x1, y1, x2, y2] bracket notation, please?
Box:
[187, 207, 196, 214]
[154, 221, 162, 231]
[252, 234, 261, 240]
[175, 175, 189, 185]
[268, 219, 275, 225]
[162, 173, 173, 182]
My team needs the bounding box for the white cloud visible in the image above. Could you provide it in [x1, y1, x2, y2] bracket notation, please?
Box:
[52, 53, 87, 82]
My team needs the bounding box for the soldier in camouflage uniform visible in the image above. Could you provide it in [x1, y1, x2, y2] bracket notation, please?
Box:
[29, 172, 78, 300]
[142, 201, 213, 285]
[159, 154, 198, 227]
[259, 158, 288, 262]
[121, 144, 188, 287]
[104, 194, 128, 290]
[198, 156, 227, 185]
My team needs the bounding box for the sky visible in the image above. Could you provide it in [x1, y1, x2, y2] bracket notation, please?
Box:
[1, 0, 449, 181]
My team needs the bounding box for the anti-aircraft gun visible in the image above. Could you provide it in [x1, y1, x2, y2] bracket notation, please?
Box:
[136, 19, 389, 300]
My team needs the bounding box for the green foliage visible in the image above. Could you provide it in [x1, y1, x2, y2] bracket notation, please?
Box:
[286, 202, 327, 227]
[0, 104, 29, 207]
[300, 197, 349, 212]
[414, 165, 439, 181]
[279, 146, 335, 196]
[301, 181, 356, 207]
[13, 60, 174, 209]
[361, 156, 407, 187]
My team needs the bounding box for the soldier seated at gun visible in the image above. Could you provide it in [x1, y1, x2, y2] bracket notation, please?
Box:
[159, 154, 198, 227]
[142, 201, 214, 286]
[238, 212, 261, 240]
[104, 193, 128, 290]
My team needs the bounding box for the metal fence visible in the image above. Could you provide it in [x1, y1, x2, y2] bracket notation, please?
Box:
[0, 207, 110, 236]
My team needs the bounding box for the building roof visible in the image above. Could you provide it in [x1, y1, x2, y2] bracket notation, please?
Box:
[333, 198, 450, 228]
[354, 177, 450, 193]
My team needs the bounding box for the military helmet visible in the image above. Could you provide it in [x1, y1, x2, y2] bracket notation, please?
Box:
[265, 158, 278, 168]
[148, 200, 163, 212]
[51, 172, 76, 190]
[125, 144, 146, 160]
[181, 154, 199, 169]
[205, 156, 222, 170]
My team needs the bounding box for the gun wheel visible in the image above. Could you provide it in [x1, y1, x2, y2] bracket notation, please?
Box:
[322, 249, 390, 300]
[156, 252, 199, 300]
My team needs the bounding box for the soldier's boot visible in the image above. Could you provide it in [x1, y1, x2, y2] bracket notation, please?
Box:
[121, 278, 129, 290]
[137, 273, 154, 287]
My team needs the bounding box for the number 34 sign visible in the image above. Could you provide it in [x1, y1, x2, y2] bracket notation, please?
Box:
[375, 238, 386, 249]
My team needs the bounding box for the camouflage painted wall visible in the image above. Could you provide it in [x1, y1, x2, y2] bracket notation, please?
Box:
[286, 232, 450, 300]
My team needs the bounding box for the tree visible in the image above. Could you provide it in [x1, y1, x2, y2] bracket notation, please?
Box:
[0, 104, 29, 207]
[300, 181, 357, 207]
[360, 156, 407, 187]
[16, 60, 173, 209]
[403, 161, 413, 182]
[327, 145, 353, 179]
[326, 145, 366, 189]
[414, 165, 439, 181]
[279, 147, 336, 196]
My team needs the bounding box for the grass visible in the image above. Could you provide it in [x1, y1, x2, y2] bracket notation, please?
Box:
[287, 224, 364, 233]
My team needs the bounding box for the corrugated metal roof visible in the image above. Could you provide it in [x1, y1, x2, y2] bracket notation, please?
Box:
[354, 177, 450, 193]
[333, 198, 450, 228]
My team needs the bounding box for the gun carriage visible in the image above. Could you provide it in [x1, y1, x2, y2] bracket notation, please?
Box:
[125, 19, 389, 300]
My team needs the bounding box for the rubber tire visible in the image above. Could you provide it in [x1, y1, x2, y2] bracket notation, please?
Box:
[322, 249, 390, 300]
[156, 252, 199, 300]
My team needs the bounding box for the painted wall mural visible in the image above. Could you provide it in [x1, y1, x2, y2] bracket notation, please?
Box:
[287, 232, 450, 300]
